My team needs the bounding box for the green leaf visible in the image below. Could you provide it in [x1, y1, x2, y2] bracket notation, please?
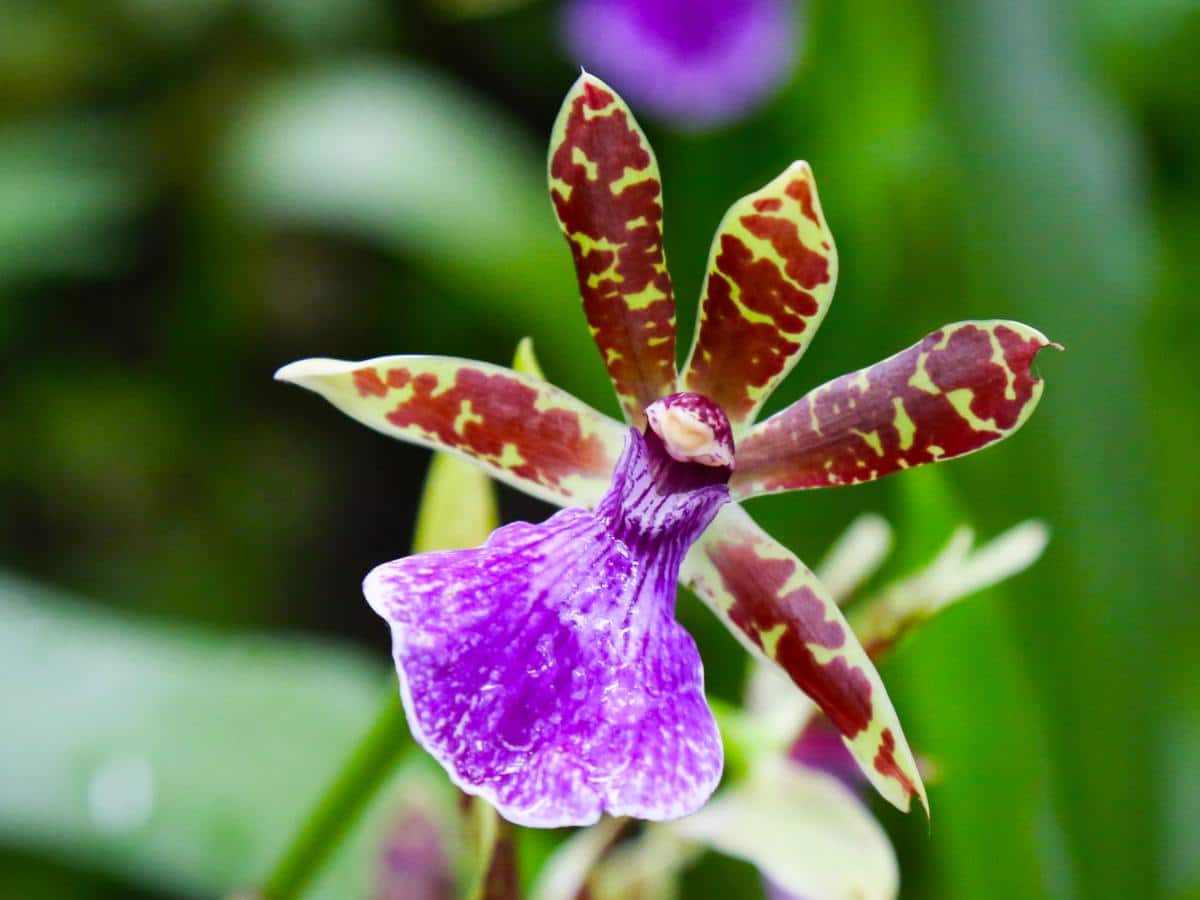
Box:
[0, 120, 137, 284]
[934, 0, 1165, 893]
[884, 466, 1050, 899]
[0, 571, 408, 897]
[223, 62, 546, 266]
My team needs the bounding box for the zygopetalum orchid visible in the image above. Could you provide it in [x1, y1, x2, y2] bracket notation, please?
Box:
[276, 73, 1056, 827]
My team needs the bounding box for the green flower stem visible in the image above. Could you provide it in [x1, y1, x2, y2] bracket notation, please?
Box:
[261, 688, 409, 900]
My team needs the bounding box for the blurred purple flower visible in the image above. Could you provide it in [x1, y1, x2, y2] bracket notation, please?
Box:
[376, 807, 455, 900]
[562, 0, 800, 129]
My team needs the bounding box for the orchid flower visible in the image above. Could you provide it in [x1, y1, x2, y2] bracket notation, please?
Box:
[276, 74, 1056, 828]
[562, 0, 801, 129]
[532, 514, 1050, 900]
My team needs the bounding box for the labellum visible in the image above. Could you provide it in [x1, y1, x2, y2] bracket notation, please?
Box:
[365, 395, 735, 826]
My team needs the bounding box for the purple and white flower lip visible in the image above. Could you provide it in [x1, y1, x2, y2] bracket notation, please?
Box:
[562, 0, 800, 129]
[364, 396, 734, 827]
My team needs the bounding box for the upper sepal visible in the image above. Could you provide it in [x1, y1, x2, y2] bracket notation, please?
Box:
[276, 355, 626, 509]
[548, 72, 678, 425]
[732, 320, 1059, 497]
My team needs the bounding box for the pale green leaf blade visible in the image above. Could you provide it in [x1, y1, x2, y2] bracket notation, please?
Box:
[0, 572, 396, 898]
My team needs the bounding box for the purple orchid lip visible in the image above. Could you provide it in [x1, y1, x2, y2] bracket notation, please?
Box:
[364, 425, 731, 827]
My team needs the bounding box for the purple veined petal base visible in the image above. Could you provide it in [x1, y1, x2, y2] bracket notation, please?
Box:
[365, 428, 728, 828]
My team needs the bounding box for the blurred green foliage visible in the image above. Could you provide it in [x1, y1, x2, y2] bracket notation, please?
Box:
[1, 0, 1197, 898]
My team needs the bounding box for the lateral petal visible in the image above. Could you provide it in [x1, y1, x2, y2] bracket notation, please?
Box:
[681, 161, 838, 430]
[732, 321, 1058, 497]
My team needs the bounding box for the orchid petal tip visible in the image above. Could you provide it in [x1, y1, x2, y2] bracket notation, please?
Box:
[274, 357, 344, 383]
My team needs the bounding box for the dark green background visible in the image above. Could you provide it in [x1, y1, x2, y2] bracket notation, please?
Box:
[2, 0, 1196, 897]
